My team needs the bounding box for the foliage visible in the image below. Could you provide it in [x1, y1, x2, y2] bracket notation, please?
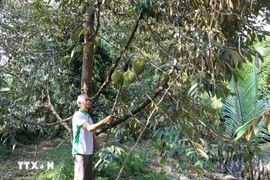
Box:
[0, 0, 114, 143]
[1, 0, 268, 131]
[34, 159, 74, 180]
[95, 148, 170, 180]
[1, 0, 270, 178]
[207, 136, 264, 178]
[0, 0, 80, 142]
[0, 146, 16, 157]
[219, 61, 270, 178]
[255, 37, 270, 99]
[146, 93, 222, 176]
[222, 62, 270, 141]
[31, 141, 169, 180]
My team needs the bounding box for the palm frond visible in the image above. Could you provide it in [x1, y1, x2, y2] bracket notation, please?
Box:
[221, 62, 270, 141]
[222, 63, 256, 136]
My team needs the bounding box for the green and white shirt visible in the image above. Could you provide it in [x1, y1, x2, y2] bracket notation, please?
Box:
[72, 109, 94, 156]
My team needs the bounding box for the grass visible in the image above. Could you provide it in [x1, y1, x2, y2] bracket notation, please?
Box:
[0, 136, 171, 180]
[33, 159, 73, 180]
[32, 139, 74, 180]
[0, 137, 72, 180]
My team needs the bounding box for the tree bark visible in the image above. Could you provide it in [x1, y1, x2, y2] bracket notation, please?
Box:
[81, 2, 95, 96]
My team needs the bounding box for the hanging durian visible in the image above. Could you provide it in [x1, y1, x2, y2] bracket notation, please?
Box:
[132, 58, 146, 75]
[112, 70, 124, 85]
[60, 55, 70, 65]
[123, 70, 136, 84]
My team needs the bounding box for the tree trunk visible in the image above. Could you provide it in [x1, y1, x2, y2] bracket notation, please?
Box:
[81, 1, 95, 96]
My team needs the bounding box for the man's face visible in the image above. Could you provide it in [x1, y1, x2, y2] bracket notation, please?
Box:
[80, 96, 91, 110]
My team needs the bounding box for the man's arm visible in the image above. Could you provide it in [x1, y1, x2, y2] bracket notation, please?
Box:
[82, 115, 114, 132]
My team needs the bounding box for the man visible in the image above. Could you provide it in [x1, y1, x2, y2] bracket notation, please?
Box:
[72, 94, 114, 180]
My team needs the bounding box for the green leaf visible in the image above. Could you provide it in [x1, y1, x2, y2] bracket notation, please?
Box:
[266, 74, 270, 85]
[229, 49, 241, 67]
[193, 142, 209, 160]
[234, 118, 253, 141]
[206, 162, 216, 171]
[160, 158, 167, 165]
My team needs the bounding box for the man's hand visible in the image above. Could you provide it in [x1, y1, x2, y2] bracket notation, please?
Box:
[103, 115, 114, 124]
[83, 115, 115, 132]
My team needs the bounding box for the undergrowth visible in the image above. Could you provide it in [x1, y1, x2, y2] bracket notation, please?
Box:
[34, 147, 169, 180]
[0, 135, 170, 180]
[28, 138, 170, 180]
[94, 149, 169, 180]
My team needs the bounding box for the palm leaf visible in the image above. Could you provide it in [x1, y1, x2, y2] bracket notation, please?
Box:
[222, 63, 256, 137]
[222, 62, 270, 141]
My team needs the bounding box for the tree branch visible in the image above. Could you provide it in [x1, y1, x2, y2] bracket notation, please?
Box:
[88, 0, 101, 41]
[96, 59, 178, 135]
[46, 81, 72, 134]
[116, 68, 177, 179]
[93, 12, 143, 100]
[11, 113, 72, 126]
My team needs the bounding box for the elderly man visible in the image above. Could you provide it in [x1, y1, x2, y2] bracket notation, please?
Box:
[72, 94, 114, 180]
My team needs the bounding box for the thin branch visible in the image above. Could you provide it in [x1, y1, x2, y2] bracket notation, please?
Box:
[89, 0, 101, 41]
[116, 69, 175, 180]
[96, 58, 178, 135]
[46, 81, 72, 134]
[103, 84, 123, 148]
[11, 113, 72, 126]
[98, 35, 122, 51]
[93, 12, 143, 100]
[116, 102, 157, 180]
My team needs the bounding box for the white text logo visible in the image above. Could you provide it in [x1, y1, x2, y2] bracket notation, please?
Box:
[18, 161, 54, 170]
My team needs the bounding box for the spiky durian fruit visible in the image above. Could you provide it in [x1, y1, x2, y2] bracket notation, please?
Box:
[60, 55, 70, 65]
[112, 70, 124, 85]
[132, 59, 146, 75]
[123, 70, 137, 84]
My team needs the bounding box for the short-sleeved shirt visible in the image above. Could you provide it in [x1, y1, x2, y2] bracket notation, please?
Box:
[72, 109, 94, 156]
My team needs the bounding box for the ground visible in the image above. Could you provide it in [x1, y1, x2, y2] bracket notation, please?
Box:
[0, 136, 241, 180]
[0, 137, 188, 180]
[0, 137, 70, 180]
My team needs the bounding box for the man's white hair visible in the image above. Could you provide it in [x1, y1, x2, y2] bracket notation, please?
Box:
[76, 94, 88, 107]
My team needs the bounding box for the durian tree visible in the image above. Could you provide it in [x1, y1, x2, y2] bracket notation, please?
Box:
[1, 0, 270, 178]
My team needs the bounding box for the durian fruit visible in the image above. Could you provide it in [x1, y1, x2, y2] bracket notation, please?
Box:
[111, 70, 124, 85]
[132, 58, 146, 75]
[60, 55, 70, 65]
[123, 70, 137, 84]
